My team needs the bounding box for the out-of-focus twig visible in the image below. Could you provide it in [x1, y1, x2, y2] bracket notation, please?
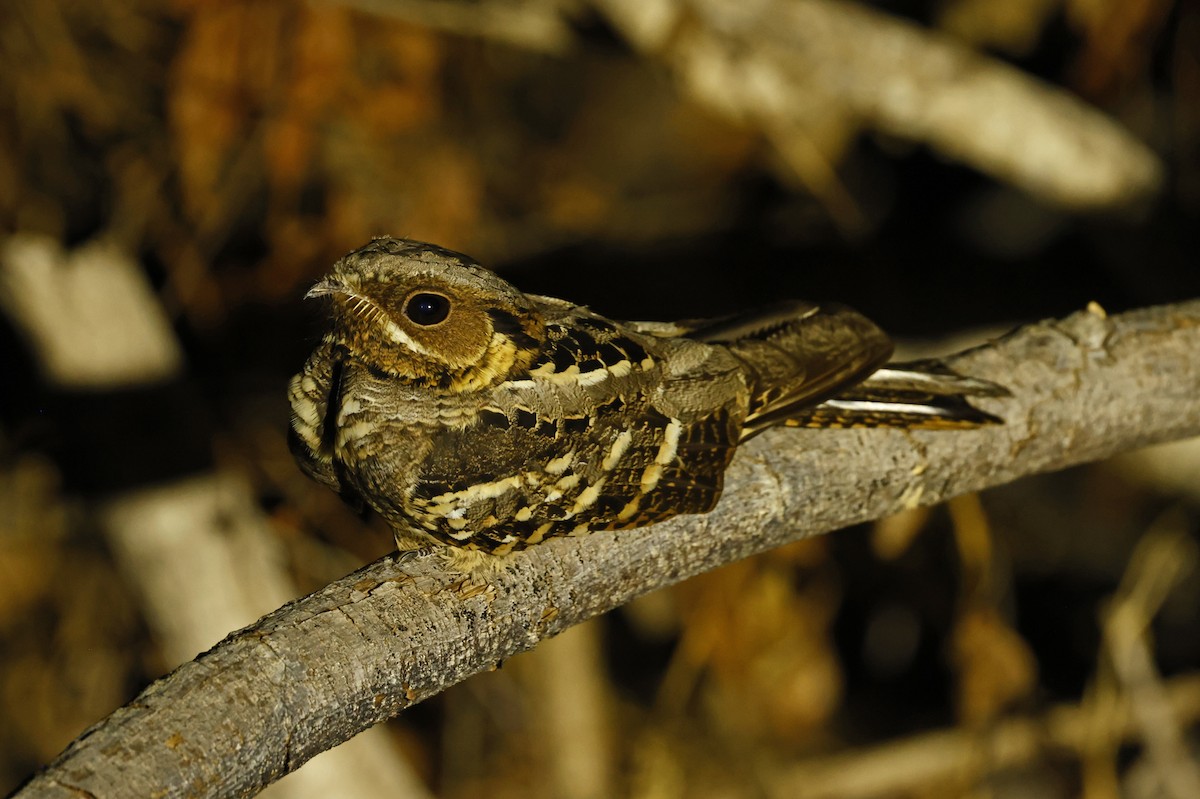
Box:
[0, 237, 182, 388]
[766, 673, 1200, 799]
[1112, 438, 1200, 501]
[525, 621, 616, 799]
[597, 0, 1163, 216]
[317, 0, 577, 54]
[335, 0, 1164, 224]
[1099, 520, 1200, 799]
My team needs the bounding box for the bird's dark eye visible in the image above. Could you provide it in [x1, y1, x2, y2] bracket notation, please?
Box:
[404, 293, 451, 326]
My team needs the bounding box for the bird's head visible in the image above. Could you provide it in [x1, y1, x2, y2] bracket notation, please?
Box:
[307, 238, 545, 390]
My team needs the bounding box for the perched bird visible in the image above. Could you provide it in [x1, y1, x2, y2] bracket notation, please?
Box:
[290, 237, 1003, 556]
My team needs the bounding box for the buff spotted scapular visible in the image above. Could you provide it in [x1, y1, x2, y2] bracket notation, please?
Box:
[289, 238, 1004, 557]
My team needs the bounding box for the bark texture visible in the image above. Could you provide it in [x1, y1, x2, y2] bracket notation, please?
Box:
[17, 299, 1200, 799]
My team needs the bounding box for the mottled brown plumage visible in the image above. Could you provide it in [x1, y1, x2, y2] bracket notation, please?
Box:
[289, 237, 1003, 555]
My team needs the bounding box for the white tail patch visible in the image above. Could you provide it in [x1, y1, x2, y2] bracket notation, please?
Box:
[821, 399, 948, 415]
[867, 368, 946, 385]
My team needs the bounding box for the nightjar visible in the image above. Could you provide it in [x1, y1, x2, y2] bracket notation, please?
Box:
[289, 238, 1003, 555]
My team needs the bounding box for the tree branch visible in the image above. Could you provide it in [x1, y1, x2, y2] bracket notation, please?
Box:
[17, 300, 1200, 799]
[596, 0, 1162, 215]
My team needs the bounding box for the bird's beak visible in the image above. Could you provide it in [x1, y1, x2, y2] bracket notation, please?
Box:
[305, 278, 346, 300]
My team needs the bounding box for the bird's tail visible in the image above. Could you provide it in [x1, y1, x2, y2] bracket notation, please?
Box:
[781, 361, 1007, 431]
[685, 301, 1005, 438]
